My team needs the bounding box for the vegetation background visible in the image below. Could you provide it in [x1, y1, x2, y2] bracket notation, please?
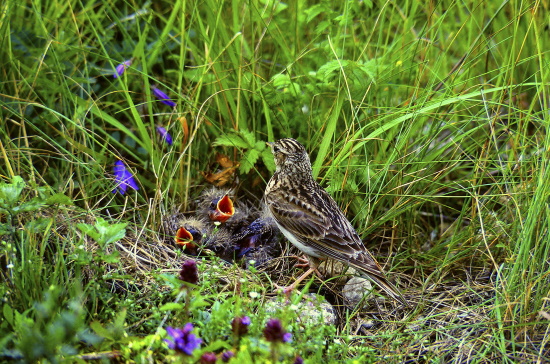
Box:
[1, 0, 549, 362]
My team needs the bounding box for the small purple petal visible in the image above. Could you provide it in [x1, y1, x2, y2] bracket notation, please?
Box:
[112, 160, 139, 195]
[152, 87, 177, 107]
[263, 318, 291, 343]
[241, 316, 251, 326]
[156, 126, 173, 146]
[165, 324, 202, 356]
[113, 60, 132, 78]
[221, 351, 234, 362]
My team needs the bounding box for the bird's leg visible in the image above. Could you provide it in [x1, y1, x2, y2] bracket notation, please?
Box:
[273, 267, 316, 296]
[273, 256, 325, 296]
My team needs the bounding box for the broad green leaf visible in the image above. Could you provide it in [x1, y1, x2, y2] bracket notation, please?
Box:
[240, 129, 256, 147]
[261, 148, 276, 173]
[213, 133, 249, 149]
[94, 218, 127, 245]
[240, 148, 260, 174]
[0, 176, 25, 206]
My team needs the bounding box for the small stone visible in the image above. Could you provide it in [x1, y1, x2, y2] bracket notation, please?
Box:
[264, 293, 337, 326]
[342, 277, 373, 307]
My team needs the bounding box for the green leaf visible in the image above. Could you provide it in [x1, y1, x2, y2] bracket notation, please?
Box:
[77, 223, 100, 242]
[0, 176, 25, 207]
[304, 3, 329, 23]
[45, 193, 73, 205]
[3, 304, 14, 326]
[90, 321, 114, 341]
[0, 223, 13, 235]
[261, 148, 276, 173]
[240, 129, 256, 147]
[213, 133, 249, 149]
[239, 148, 260, 174]
[255, 140, 266, 151]
[317, 59, 350, 84]
[11, 199, 45, 214]
[190, 296, 210, 310]
[159, 302, 184, 311]
[94, 218, 127, 246]
[271, 74, 291, 90]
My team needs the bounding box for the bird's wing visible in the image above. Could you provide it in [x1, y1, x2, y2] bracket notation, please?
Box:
[267, 182, 372, 261]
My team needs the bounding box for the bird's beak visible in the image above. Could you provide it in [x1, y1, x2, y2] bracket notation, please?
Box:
[175, 227, 198, 250]
[208, 194, 235, 223]
[266, 141, 273, 147]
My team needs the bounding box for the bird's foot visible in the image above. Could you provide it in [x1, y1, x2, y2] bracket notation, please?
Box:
[289, 255, 311, 268]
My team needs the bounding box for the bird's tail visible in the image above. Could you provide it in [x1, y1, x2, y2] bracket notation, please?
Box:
[363, 273, 410, 308]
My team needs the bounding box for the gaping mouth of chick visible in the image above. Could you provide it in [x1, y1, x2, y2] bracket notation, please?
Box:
[175, 227, 197, 250]
[208, 194, 235, 223]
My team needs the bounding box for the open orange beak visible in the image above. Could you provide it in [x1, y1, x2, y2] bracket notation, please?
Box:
[175, 227, 197, 251]
[208, 194, 235, 223]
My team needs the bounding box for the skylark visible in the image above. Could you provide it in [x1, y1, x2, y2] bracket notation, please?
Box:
[264, 138, 408, 306]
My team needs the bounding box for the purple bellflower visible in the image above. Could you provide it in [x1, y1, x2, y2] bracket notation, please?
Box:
[165, 323, 202, 355]
[156, 126, 173, 146]
[112, 160, 139, 195]
[113, 59, 132, 78]
[152, 86, 176, 107]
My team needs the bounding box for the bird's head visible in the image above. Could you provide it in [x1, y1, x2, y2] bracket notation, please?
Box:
[268, 138, 312, 174]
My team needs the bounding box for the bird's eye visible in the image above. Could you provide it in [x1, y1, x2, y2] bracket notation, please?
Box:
[273, 146, 280, 153]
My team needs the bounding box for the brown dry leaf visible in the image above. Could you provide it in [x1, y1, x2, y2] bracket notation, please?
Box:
[202, 166, 238, 186]
[216, 153, 236, 169]
[178, 116, 189, 145]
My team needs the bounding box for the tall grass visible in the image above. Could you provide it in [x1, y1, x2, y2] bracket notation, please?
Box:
[1, 0, 548, 362]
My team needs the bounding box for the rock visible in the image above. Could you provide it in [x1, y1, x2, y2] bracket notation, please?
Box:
[264, 293, 337, 326]
[342, 277, 373, 307]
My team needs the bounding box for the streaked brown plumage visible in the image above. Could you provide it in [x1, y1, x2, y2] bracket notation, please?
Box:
[264, 138, 408, 306]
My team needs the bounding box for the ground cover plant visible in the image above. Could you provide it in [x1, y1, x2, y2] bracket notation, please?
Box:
[1, 0, 549, 362]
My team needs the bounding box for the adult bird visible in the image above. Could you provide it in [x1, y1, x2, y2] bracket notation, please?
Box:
[264, 138, 408, 307]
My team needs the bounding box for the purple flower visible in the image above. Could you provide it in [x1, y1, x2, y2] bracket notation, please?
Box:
[112, 160, 139, 195]
[156, 126, 173, 146]
[221, 351, 234, 362]
[199, 352, 217, 363]
[263, 318, 292, 343]
[152, 86, 176, 107]
[293, 356, 304, 364]
[179, 260, 199, 284]
[113, 59, 132, 78]
[231, 315, 251, 337]
[165, 323, 202, 355]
